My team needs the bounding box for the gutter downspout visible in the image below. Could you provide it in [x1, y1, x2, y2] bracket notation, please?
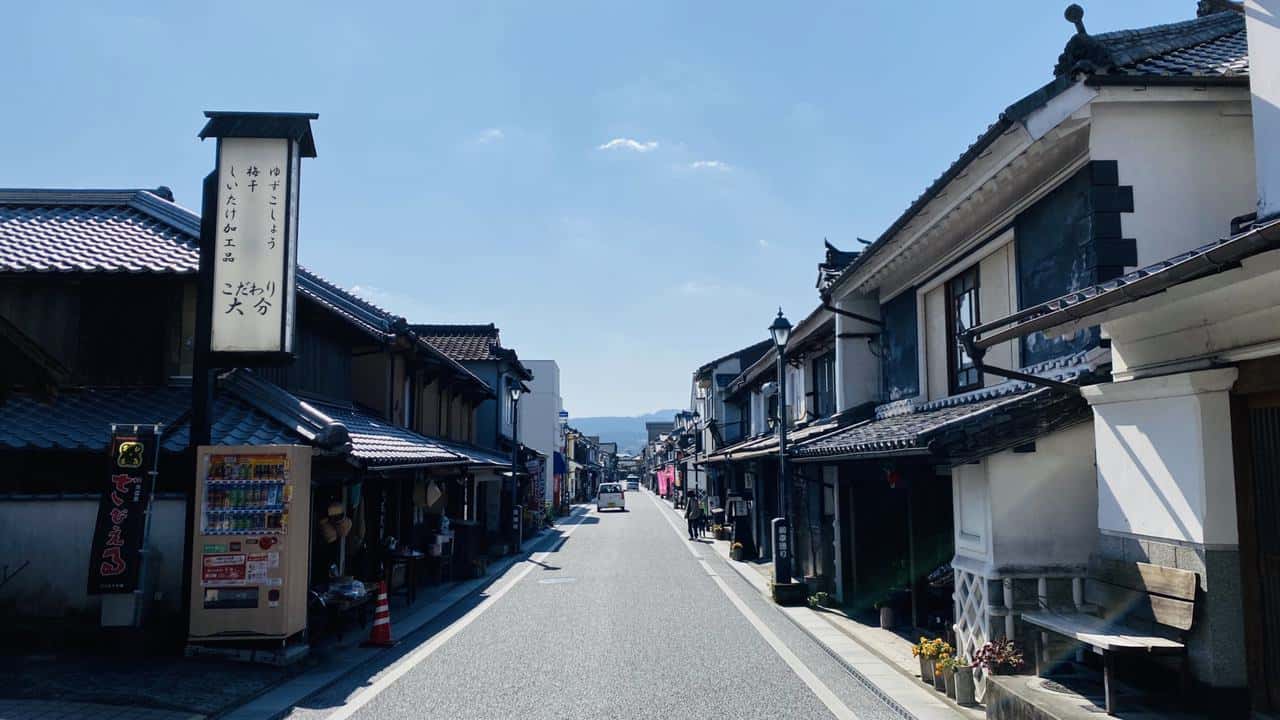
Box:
[960, 334, 1081, 395]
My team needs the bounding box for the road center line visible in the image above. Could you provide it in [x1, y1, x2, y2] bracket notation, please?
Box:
[645, 491, 861, 720]
[325, 511, 593, 720]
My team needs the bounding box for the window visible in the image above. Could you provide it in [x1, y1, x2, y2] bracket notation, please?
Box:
[812, 352, 835, 417]
[947, 266, 981, 393]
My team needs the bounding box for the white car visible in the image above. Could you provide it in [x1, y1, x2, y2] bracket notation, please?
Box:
[597, 483, 626, 512]
[625, 477, 640, 491]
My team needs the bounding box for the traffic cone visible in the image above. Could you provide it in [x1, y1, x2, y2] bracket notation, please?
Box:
[361, 581, 398, 648]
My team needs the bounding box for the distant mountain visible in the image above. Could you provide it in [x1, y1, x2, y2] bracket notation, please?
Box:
[570, 409, 683, 455]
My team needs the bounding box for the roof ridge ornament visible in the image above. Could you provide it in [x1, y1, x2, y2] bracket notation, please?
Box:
[1197, 0, 1243, 17]
[1065, 3, 1087, 34]
[1053, 3, 1115, 77]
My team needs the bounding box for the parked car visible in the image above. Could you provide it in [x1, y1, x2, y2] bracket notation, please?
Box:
[597, 483, 626, 512]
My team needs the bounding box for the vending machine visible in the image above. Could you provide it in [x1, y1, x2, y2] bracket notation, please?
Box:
[189, 445, 312, 643]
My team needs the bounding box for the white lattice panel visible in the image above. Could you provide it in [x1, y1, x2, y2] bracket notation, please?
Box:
[953, 568, 989, 672]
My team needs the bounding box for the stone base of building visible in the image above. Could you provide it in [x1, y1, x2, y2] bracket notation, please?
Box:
[770, 581, 807, 606]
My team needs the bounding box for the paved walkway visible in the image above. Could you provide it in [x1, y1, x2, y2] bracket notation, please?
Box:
[0, 512, 586, 720]
[656, 496, 982, 720]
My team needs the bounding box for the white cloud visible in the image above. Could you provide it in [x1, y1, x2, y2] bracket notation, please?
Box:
[688, 160, 730, 171]
[758, 238, 770, 248]
[597, 137, 659, 153]
[473, 128, 504, 144]
[677, 280, 721, 296]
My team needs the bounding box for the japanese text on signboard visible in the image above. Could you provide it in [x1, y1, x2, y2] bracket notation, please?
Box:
[210, 137, 295, 353]
[87, 429, 158, 594]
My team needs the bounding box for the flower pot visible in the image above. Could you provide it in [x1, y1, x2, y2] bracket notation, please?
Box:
[953, 667, 976, 706]
[879, 606, 894, 629]
[933, 665, 947, 692]
[921, 658, 934, 685]
[942, 667, 956, 699]
[730, 547, 745, 562]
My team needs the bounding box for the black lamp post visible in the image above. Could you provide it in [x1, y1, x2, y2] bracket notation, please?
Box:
[769, 308, 793, 586]
[509, 383, 523, 548]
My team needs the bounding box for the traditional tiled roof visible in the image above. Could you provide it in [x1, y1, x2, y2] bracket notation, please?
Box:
[412, 323, 532, 379]
[822, 8, 1250, 300]
[312, 401, 462, 467]
[413, 324, 500, 361]
[0, 188, 492, 394]
[0, 190, 199, 274]
[432, 438, 514, 468]
[694, 339, 773, 378]
[1056, 9, 1247, 78]
[0, 386, 298, 453]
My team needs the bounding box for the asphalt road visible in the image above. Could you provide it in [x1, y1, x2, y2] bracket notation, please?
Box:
[284, 491, 904, 720]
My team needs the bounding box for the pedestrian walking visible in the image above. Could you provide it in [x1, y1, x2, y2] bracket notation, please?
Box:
[685, 494, 703, 540]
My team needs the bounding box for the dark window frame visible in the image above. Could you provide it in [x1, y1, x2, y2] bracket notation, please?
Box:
[946, 265, 982, 394]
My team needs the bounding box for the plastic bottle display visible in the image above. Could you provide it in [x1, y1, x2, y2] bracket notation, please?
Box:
[203, 454, 290, 535]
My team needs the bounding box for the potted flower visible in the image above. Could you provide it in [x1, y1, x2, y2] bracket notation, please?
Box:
[973, 638, 1024, 676]
[951, 656, 977, 706]
[932, 649, 950, 692]
[937, 654, 967, 699]
[874, 599, 894, 629]
[730, 541, 745, 561]
[912, 637, 951, 684]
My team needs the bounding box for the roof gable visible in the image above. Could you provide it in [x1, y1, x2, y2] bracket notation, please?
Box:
[823, 7, 1250, 300]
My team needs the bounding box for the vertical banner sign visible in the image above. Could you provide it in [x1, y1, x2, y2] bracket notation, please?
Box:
[87, 428, 159, 594]
[210, 137, 298, 354]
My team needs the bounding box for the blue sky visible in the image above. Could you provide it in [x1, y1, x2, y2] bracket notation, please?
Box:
[2, 1, 1188, 417]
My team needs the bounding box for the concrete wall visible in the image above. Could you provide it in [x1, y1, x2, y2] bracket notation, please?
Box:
[1089, 92, 1256, 267]
[0, 497, 187, 616]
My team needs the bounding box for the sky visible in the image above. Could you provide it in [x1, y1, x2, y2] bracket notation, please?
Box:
[1, 1, 1191, 417]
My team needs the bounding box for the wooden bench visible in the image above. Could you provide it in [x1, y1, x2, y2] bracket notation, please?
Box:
[1021, 557, 1197, 716]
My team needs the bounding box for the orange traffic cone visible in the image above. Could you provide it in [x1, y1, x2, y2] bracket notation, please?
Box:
[361, 581, 398, 648]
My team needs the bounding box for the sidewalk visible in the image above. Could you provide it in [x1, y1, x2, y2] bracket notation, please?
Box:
[0, 508, 588, 720]
[657, 495, 979, 720]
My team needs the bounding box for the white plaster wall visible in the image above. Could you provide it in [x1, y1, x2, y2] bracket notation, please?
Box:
[1085, 369, 1239, 547]
[1247, 0, 1280, 219]
[924, 286, 948, 401]
[832, 294, 881, 411]
[952, 463, 992, 564]
[1089, 96, 1256, 267]
[978, 243, 1017, 383]
[986, 422, 1098, 572]
[0, 498, 187, 616]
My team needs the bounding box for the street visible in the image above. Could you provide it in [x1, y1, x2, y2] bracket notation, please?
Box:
[283, 491, 902, 720]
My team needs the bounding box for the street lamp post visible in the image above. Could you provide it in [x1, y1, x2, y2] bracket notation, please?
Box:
[509, 383, 523, 549]
[769, 308, 794, 587]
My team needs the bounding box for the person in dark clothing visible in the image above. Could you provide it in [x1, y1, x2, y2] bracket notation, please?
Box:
[685, 493, 704, 540]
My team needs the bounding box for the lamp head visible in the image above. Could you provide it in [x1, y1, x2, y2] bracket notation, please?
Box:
[768, 307, 792, 349]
